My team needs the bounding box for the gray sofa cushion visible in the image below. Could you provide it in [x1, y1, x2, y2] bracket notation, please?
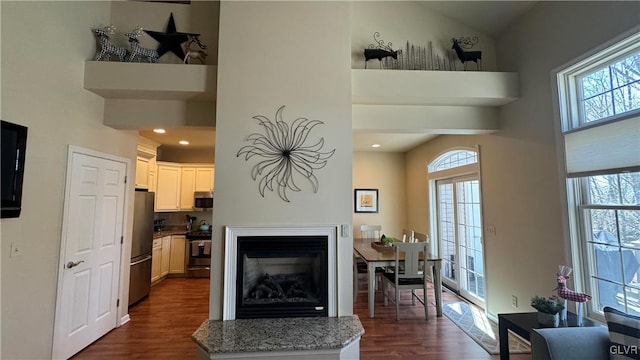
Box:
[531, 326, 610, 360]
[604, 307, 640, 360]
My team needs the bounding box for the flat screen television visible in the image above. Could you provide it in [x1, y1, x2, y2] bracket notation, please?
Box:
[1, 120, 28, 218]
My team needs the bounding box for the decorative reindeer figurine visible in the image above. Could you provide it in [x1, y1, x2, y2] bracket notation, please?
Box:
[364, 32, 401, 69]
[555, 265, 591, 324]
[126, 27, 159, 63]
[183, 35, 207, 64]
[451, 38, 482, 71]
[92, 26, 127, 62]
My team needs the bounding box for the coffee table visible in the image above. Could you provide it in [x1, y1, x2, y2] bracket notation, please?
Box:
[497, 312, 599, 360]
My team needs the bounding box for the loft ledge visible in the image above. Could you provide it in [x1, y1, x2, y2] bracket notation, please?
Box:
[84, 61, 217, 101]
[352, 69, 519, 106]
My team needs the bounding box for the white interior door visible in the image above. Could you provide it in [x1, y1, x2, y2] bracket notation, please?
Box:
[53, 148, 127, 359]
[436, 176, 485, 308]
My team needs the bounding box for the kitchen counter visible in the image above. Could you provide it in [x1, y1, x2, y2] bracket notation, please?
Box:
[153, 228, 189, 239]
[192, 315, 364, 359]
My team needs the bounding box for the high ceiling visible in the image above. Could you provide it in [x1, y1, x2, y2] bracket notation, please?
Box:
[139, 1, 538, 153]
[421, 1, 538, 37]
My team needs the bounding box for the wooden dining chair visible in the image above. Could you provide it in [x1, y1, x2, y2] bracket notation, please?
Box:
[360, 224, 382, 241]
[402, 228, 414, 242]
[354, 224, 384, 299]
[380, 241, 430, 320]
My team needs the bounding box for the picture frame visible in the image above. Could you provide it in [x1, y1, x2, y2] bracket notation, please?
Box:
[354, 188, 379, 213]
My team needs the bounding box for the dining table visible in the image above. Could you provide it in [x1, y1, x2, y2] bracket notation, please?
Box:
[353, 238, 443, 318]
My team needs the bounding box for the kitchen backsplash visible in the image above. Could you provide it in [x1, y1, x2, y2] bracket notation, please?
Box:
[155, 211, 213, 229]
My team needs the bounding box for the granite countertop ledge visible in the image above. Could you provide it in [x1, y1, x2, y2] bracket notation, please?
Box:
[192, 315, 365, 354]
[153, 228, 189, 239]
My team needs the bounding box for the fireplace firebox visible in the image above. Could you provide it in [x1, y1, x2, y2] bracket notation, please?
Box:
[235, 236, 328, 319]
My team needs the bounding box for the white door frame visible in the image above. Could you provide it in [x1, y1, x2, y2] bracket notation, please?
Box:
[427, 147, 488, 309]
[52, 145, 132, 357]
[435, 175, 486, 308]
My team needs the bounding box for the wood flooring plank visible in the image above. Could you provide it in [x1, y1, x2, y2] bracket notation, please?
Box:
[71, 278, 530, 360]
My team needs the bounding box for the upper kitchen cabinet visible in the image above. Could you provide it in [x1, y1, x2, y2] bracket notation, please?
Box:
[155, 163, 181, 211]
[195, 166, 214, 192]
[181, 165, 214, 210]
[180, 167, 196, 210]
[135, 137, 159, 190]
[156, 162, 214, 212]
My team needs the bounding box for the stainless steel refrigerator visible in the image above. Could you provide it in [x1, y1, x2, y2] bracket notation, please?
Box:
[128, 190, 154, 306]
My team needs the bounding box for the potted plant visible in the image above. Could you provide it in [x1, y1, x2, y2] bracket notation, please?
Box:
[531, 295, 564, 327]
[381, 235, 395, 247]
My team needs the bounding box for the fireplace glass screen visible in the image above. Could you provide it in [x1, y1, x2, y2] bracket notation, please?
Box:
[236, 236, 328, 318]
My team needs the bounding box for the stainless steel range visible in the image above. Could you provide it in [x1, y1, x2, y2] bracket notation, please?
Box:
[186, 230, 212, 278]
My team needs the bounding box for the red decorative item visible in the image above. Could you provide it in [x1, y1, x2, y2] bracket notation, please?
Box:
[556, 266, 592, 302]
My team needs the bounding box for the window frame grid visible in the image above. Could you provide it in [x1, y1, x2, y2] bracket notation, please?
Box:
[559, 32, 640, 133]
[577, 180, 640, 320]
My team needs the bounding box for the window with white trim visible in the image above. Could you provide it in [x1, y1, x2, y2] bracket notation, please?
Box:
[556, 29, 640, 320]
[428, 150, 478, 173]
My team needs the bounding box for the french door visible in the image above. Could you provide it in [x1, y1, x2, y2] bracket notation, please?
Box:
[436, 176, 485, 308]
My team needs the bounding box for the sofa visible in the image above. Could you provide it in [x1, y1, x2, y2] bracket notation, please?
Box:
[531, 326, 610, 360]
[531, 307, 640, 360]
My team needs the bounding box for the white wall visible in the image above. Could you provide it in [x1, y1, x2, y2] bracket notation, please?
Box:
[352, 152, 406, 238]
[212, 1, 353, 319]
[405, 1, 640, 318]
[0, 2, 139, 358]
[350, 1, 496, 70]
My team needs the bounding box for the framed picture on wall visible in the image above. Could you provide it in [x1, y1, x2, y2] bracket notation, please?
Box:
[354, 188, 378, 213]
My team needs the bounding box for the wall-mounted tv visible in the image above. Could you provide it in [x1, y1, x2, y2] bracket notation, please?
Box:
[1, 120, 28, 218]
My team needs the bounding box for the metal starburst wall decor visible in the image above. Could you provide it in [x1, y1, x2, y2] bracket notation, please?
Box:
[237, 105, 336, 202]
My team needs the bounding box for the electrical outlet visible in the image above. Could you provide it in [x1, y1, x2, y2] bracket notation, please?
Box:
[10, 242, 22, 257]
[486, 225, 496, 236]
[511, 295, 518, 308]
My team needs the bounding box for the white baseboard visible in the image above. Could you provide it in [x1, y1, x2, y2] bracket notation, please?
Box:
[120, 314, 131, 326]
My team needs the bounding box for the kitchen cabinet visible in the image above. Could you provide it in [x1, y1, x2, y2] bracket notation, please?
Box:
[151, 238, 162, 284]
[160, 236, 171, 277]
[135, 157, 150, 189]
[135, 138, 159, 190]
[180, 167, 196, 210]
[155, 164, 181, 211]
[195, 167, 214, 192]
[148, 157, 157, 193]
[169, 235, 186, 274]
[155, 162, 214, 212]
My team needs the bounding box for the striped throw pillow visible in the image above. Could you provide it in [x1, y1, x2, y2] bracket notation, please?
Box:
[604, 306, 640, 360]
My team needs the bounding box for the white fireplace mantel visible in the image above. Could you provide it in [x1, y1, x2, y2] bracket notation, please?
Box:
[223, 225, 338, 321]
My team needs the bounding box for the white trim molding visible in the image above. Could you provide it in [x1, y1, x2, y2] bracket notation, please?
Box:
[223, 225, 338, 321]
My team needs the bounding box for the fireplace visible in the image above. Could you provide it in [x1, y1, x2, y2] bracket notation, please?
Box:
[223, 226, 337, 320]
[235, 236, 328, 318]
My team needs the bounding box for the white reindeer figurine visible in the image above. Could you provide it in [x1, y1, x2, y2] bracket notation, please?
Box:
[183, 35, 207, 64]
[126, 27, 158, 63]
[92, 26, 127, 62]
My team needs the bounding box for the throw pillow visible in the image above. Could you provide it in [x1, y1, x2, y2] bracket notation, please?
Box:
[604, 306, 640, 360]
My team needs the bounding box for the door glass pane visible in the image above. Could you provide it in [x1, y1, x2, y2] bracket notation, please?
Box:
[438, 183, 456, 282]
[456, 180, 484, 301]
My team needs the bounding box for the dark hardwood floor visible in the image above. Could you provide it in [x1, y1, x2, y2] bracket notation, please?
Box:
[72, 278, 530, 359]
[72, 278, 210, 360]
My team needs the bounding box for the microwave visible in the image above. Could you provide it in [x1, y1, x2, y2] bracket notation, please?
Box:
[194, 191, 213, 209]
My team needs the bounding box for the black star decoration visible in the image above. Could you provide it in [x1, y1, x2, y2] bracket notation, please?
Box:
[144, 13, 199, 61]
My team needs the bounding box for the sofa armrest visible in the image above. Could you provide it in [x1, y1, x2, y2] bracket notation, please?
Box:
[531, 326, 610, 360]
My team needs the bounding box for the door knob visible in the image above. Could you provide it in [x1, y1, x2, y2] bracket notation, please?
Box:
[66, 260, 85, 269]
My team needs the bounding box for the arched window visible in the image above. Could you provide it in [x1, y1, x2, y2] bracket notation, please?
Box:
[428, 149, 477, 173]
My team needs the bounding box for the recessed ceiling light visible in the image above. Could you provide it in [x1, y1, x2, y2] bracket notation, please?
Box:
[371, 144, 381, 148]
[153, 128, 166, 134]
[179, 140, 189, 145]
